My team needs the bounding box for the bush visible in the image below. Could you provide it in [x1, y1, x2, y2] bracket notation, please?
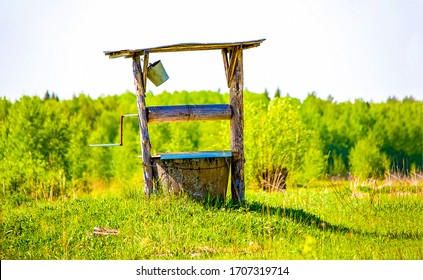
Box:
[349, 134, 390, 179]
[245, 97, 319, 189]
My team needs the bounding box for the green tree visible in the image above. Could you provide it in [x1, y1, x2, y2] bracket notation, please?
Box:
[349, 133, 390, 179]
[274, 88, 281, 99]
[245, 96, 310, 189]
[0, 96, 70, 200]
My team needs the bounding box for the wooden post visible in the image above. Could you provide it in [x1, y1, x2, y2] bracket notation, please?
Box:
[132, 55, 154, 196]
[227, 46, 245, 203]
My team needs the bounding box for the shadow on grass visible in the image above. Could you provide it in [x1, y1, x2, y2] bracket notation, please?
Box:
[203, 198, 422, 240]
[245, 200, 353, 233]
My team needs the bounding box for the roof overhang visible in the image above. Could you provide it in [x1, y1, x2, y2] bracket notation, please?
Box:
[104, 39, 265, 59]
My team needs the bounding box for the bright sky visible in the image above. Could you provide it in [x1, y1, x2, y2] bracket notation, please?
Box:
[1, 0, 422, 102]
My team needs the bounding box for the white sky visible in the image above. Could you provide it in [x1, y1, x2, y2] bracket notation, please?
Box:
[1, 0, 422, 102]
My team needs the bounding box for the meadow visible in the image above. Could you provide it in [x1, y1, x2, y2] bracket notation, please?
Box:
[2, 178, 422, 260]
[1, 91, 422, 260]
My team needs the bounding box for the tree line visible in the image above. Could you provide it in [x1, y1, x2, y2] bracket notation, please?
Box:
[0, 90, 421, 201]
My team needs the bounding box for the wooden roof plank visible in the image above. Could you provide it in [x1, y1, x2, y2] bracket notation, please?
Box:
[104, 39, 265, 59]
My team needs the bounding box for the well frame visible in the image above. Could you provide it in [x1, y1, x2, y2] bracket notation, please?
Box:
[104, 39, 265, 203]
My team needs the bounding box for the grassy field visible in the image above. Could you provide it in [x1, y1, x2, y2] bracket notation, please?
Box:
[1, 179, 422, 260]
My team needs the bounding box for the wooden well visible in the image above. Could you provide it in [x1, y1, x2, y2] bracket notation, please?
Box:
[152, 151, 231, 201]
[103, 39, 265, 202]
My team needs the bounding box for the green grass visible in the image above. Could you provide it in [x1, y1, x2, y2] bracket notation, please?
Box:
[1, 181, 422, 260]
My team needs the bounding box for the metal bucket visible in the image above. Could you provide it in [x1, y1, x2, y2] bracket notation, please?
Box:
[147, 60, 169, 87]
[152, 151, 231, 201]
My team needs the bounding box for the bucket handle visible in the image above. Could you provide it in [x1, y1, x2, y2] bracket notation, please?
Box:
[89, 114, 138, 147]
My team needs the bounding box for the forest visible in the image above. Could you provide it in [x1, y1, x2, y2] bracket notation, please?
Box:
[0, 90, 422, 202]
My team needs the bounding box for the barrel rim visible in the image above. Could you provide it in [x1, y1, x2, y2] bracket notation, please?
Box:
[152, 150, 232, 160]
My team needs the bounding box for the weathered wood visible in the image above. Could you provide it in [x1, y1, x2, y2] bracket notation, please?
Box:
[147, 104, 231, 123]
[228, 48, 240, 88]
[104, 39, 265, 59]
[221, 49, 229, 83]
[221, 48, 239, 87]
[228, 47, 245, 203]
[132, 56, 154, 196]
[104, 39, 264, 202]
[142, 52, 149, 91]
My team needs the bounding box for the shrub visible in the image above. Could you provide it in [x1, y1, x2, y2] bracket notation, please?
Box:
[245, 97, 317, 189]
[349, 134, 390, 179]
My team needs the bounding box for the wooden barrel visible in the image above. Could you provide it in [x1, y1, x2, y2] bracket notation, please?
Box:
[152, 151, 231, 201]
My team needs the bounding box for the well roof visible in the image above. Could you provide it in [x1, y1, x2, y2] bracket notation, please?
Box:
[104, 39, 265, 59]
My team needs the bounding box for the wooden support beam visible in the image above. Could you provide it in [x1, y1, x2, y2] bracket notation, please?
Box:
[142, 52, 149, 91]
[222, 47, 241, 88]
[132, 55, 154, 196]
[228, 47, 240, 88]
[147, 104, 231, 123]
[228, 47, 245, 203]
[221, 49, 229, 85]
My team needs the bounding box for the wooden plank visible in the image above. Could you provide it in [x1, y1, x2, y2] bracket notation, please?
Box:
[228, 47, 240, 88]
[142, 52, 149, 93]
[229, 49, 245, 203]
[221, 49, 229, 83]
[104, 39, 265, 59]
[132, 56, 154, 196]
[147, 104, 231, 123]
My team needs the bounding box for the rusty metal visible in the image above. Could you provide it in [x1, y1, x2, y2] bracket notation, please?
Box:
[89, 114, 138, 147]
